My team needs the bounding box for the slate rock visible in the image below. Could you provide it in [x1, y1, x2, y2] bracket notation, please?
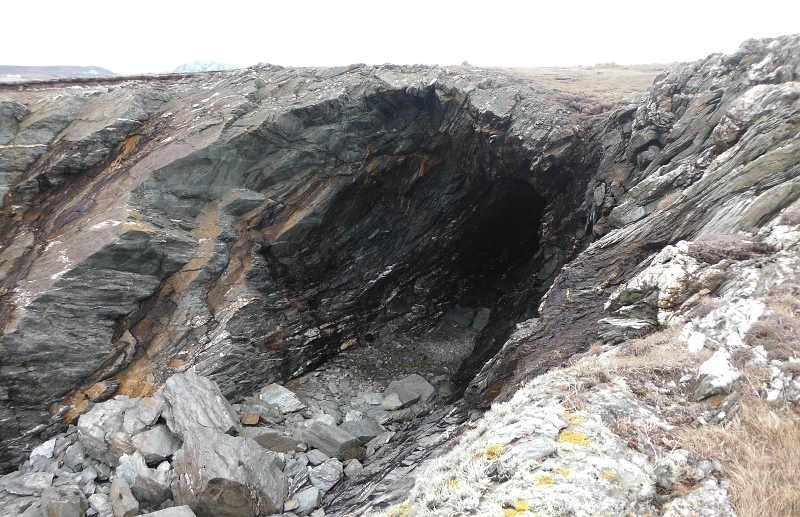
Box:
[283, 454, 309, 479]
[294, 486, 322, 515]
[116, 452, 173, 509]
[343, 459, 363, 478]
[160, 370, 240, 440]
[130, 424, 181, 465]
[88, 493, 114, 517]
[77, 397, 141, 466]
[259, 384, 306, 413]
[386, 374, 436, 404]
[309, 459, 343, 492]
[172, 426, 287, 516]
[380, 392, 406, 411]
[0, 471, 53, 496]
[306, 448, 330, 466]
[240, 428, 303, 453]
[41, 484, 89, 517]
[110, 475, 140, 517]
[302, 422, 365, 461]
[140, 505, 197, 516]
[340, 419, 384, 444]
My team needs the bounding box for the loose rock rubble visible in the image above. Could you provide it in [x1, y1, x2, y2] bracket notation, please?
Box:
[0, 360, 446, 516]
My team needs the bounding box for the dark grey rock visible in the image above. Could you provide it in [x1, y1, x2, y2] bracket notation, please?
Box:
[386, 374, 436, 405]
[472, 307, 491, 330]
[40, 484, 89, 517]
[240, 428, 302, 453]
[302, 422, 365, 461]
[306, 449, 330, 466]
[340, 419, 384, 444]
[172, 426, 287, 516]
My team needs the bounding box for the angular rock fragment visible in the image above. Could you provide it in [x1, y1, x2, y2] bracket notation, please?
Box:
[140, 506, 197, 516]
[173, 426, 287, 516]
[160, 370, 240, 440]
[240, 428, 303, 453]
[40, 484, 89, 517]
[259, 383, 306, 413]
[306, 448, 330, 466]
[388, 374, 436, 404]
[110, 475, 140, 517]
[302, 421, 365, 461]
[309, 458, 343, 492]
[696, 349, 742, 400]
[130, 424, 181, 465]
[0, 471, 53, 496]
[340, 419, 384, 444]
[116, 452, 174, 510]
[77, 397, 142, 466]
[294, 486, 322, 516]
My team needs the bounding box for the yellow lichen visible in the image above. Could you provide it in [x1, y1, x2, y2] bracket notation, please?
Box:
[600, 470, 618, 481]
[387, 504, 410, 517]
[486, 443, 504, 460]
[559, 430, 590, 446]
[565, 410, 588, 424]
[446, 478, 459, 489]
[514, 499, 531, 511]
[535, 474, 555, 486]
[503, 510, 519, 517]
[555, 467, 572, 476]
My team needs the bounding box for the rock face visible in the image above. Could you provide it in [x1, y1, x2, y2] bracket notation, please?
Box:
[465, 34, 800, 406]
[0, 59, 593, 470]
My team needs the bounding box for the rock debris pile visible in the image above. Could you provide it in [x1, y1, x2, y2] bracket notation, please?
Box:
[0, 365, 447, 517]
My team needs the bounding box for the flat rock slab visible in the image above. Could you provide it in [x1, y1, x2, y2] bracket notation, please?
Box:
[242, 428, 303, 453]
[386, 374, 436, 404]
[160, 370, 240, 440]
[340, 419, 384, 444]
[259, 384, 306, 413]
[173, 426, 287, 516]
[302, 421, 365, 461]
[141, 505, 197, 516]
[110, 475, 139, 517]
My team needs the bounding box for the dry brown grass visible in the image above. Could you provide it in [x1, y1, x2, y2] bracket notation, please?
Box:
[686, 233, 774, 265]
[679, 400, 800, 517]
[573, 326, 708, 383]
[745, 277, 800, 361]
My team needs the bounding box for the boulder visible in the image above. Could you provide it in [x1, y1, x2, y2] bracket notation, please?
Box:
[294, 486, 322, 516]
[309, 458, 343, 492]
[259, 384, 306, 413]
[40, 484, 89, 517]
[340, 419, 384, 444]
[110, 475, 140, 517]
[130, 424, 181, 465]
[696, 349, 742, 400]
[140, 505, 197, 516]
[302, 421, 365, 461]
[239, 428, 303, 453]
[0, 471, 53, 496]
[386, 374, 436, 404]
[116, 452, 173, 510]
[172, 426, 287, 516]
[88, 493, 114, 517]
[77, 397, 141, 466]
[306, 449, 330, 466]
[160, 370, 240, 440]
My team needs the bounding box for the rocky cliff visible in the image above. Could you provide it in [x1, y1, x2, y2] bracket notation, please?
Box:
[1, 34, 799, 516]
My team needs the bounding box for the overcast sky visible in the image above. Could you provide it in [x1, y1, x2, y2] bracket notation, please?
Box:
[2, 0, 799, 74]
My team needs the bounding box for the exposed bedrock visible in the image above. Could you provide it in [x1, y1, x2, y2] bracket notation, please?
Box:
[0, 64, 595, 471]
[465, 34, 800, 406]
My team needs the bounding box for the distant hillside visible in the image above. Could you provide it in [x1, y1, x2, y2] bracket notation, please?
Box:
[172, 60, 238, 72]
[0, 65, 115, 82]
